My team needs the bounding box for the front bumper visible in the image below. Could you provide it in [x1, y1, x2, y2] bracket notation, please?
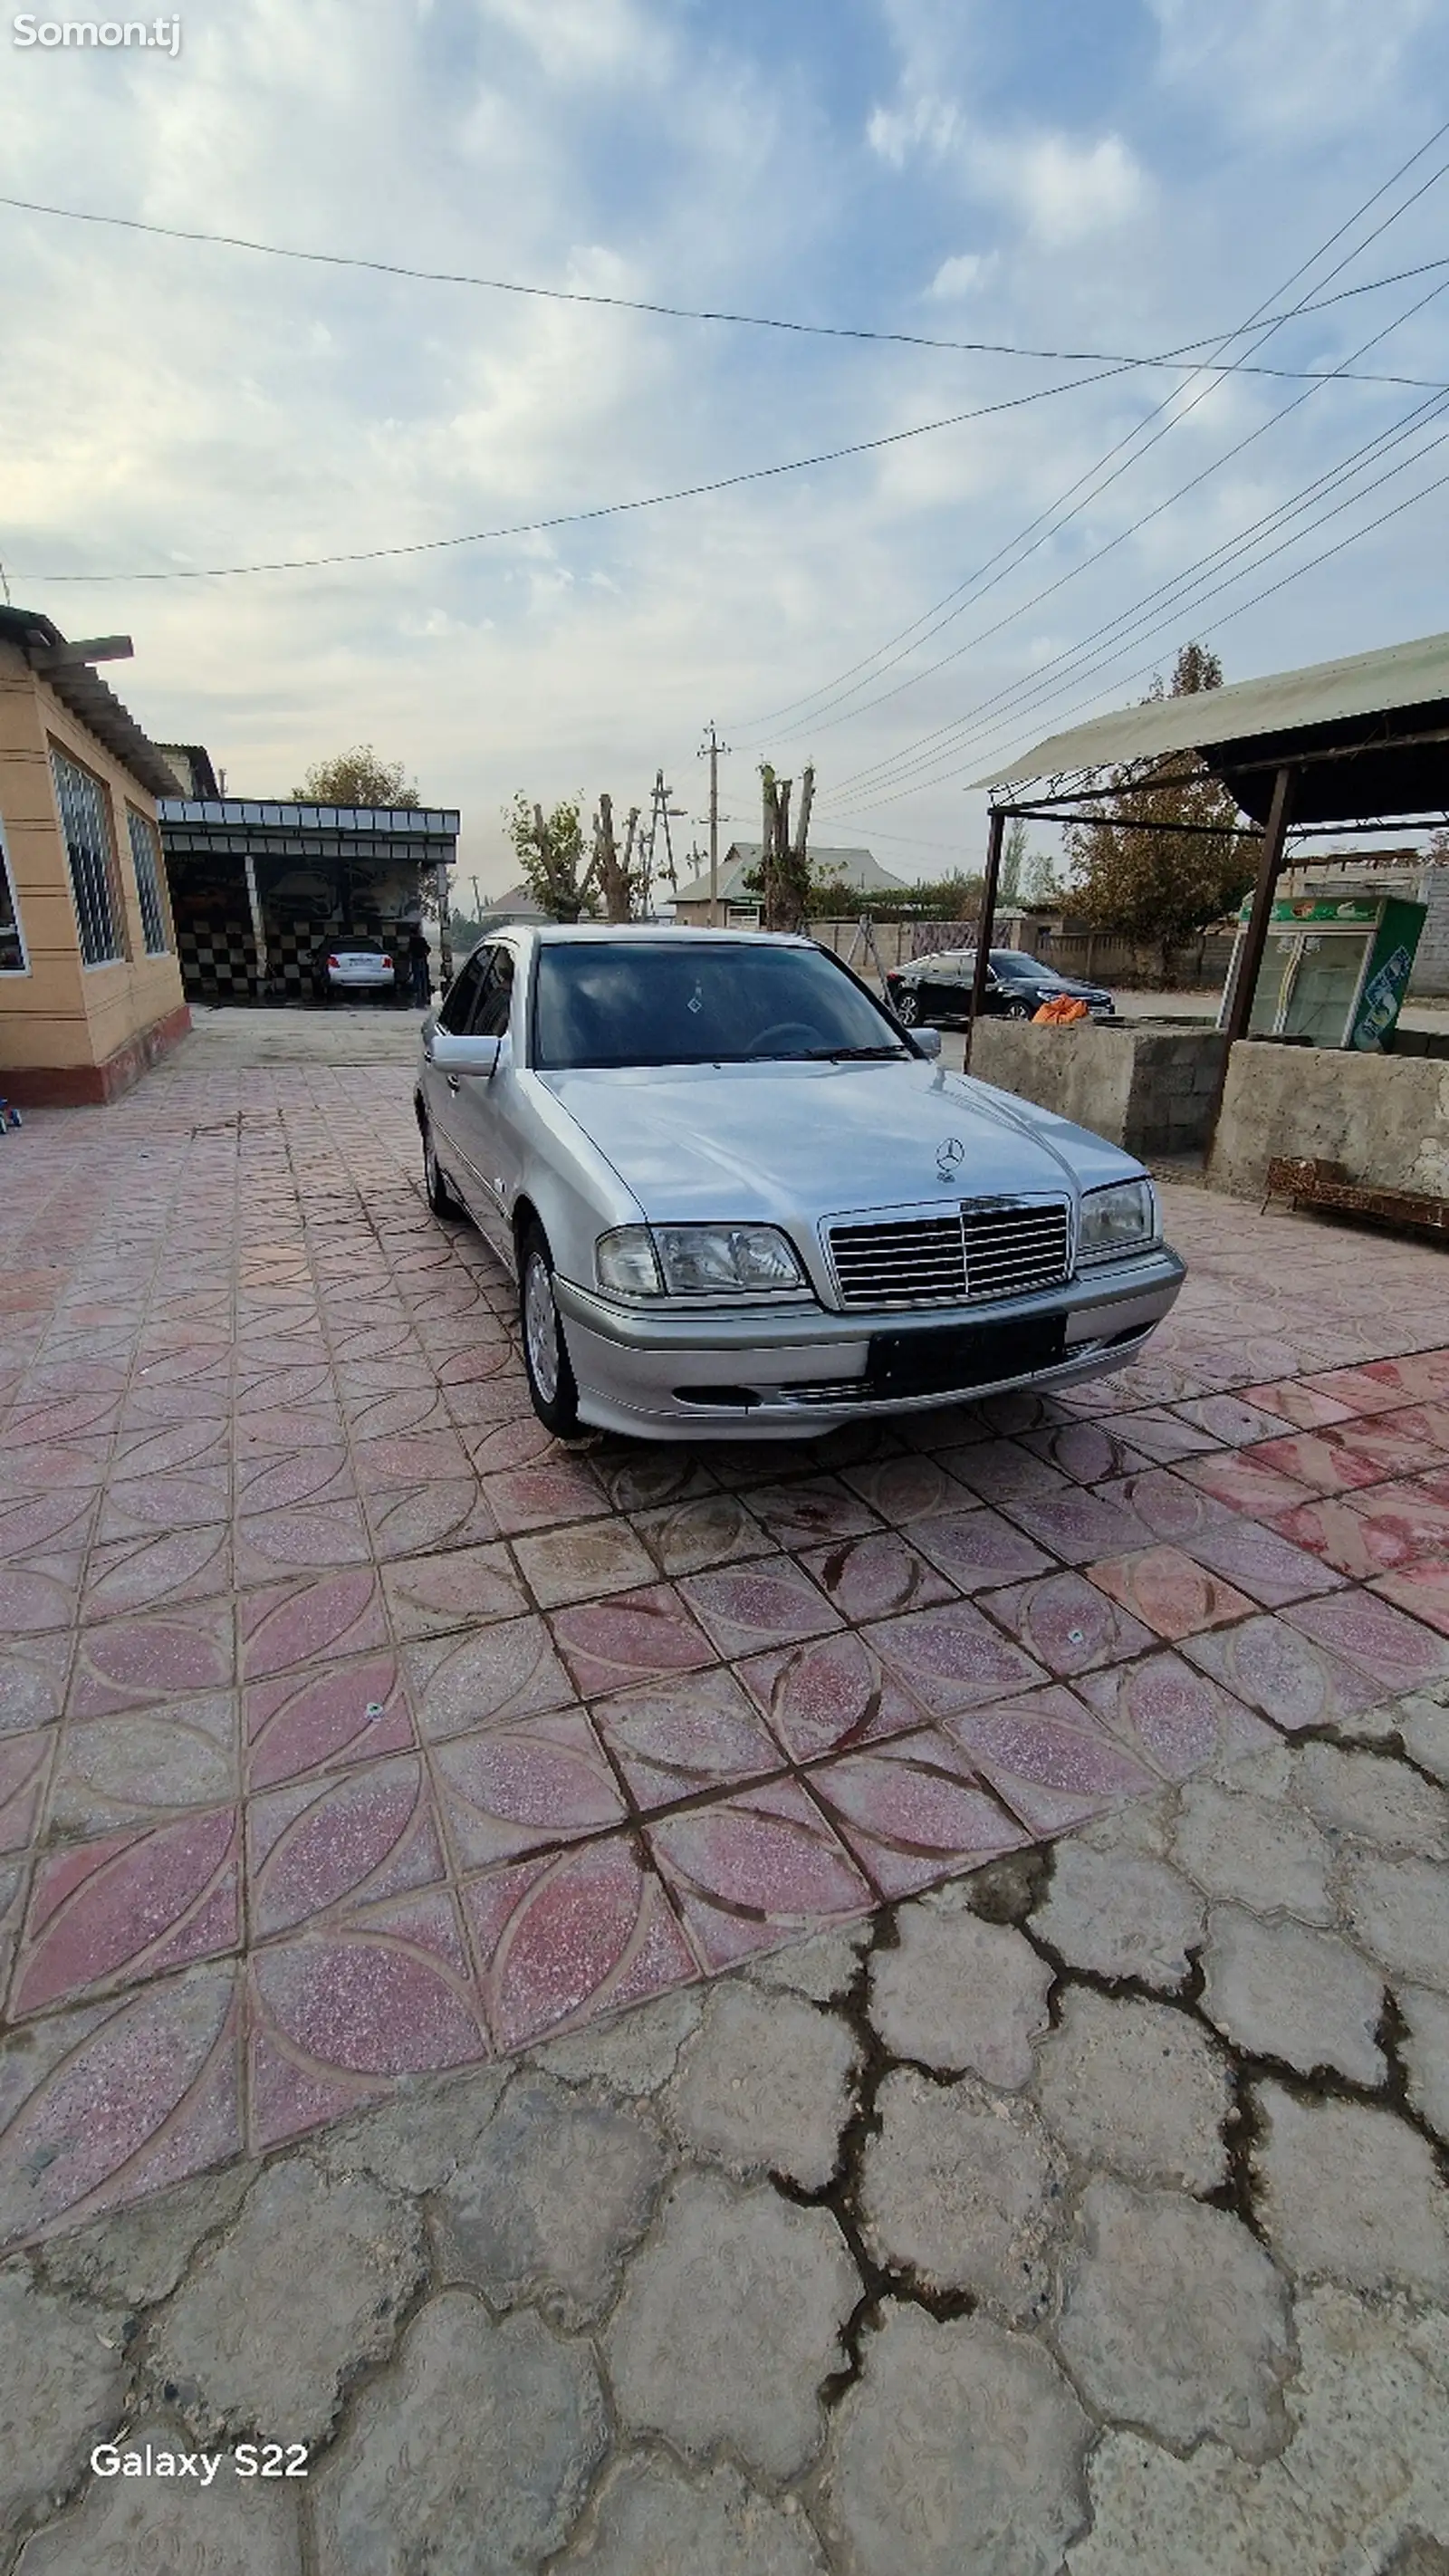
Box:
[552, 1244, 1185, 1439]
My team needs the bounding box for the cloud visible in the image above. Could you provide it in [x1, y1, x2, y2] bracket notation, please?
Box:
[1147, 0, 1439, 138]
[975, 131, 1148, 250]
[926, 250, 990, 301]
[867, 91, 960, 168]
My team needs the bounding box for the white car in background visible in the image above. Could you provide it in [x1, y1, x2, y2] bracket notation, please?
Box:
[415, 926, 1185, 1440]
[312, 937, 399, 1004]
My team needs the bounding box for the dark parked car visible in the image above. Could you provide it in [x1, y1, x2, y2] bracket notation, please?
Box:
[886, 947, 1117, 1028]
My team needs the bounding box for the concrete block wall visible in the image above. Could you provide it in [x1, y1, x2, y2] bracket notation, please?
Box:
[1408, 869, 1449, 1000]
[967, 1021, 1227, 1159]
[1209, 1042, 1449, 1201]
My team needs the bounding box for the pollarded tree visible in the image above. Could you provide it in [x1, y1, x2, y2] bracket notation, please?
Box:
[1065, 644, 1254, 985]
[504, 794, 596, 923]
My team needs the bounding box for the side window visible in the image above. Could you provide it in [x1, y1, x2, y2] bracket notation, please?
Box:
[52, 746, 127, 966]
[0, 817, 25, 975]
[126, 807, 171, 956]
[474, 948, 515, 1038]
[437, 948, 488, 1032]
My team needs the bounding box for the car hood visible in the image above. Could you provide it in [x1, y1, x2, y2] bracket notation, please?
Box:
[536, 1059, 1138, 1224]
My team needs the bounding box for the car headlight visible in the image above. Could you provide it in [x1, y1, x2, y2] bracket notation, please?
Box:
[1078, 1179, 1158, 1262]
[596, 1223, 805, 1298]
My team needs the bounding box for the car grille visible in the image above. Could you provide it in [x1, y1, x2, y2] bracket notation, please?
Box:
[825, 1202, 1070, 1311]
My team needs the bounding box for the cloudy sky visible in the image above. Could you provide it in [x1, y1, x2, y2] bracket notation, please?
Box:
[4, 0, 1449, 893]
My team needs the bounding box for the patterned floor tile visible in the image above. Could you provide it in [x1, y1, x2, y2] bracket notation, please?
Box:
[234, 1503, 372, 1581]
[245, 1653, 415, 1791]
[1076, 1650, 1274, 1777]
[1176, 1514, 1347, 1608]
[0, 1964, 243, 2244]
[862, 1600, 1048, 1716]
[432, 1710, 627, 1867]
[97, 1469, 232, 1542]
[993, 1484, 1153, 1567]
[797, 1528, 957, 1624]
[589, 1668, 783, 1811]
[477, 1459, 611, 1534]
[0, 1489, 97, 1563]
[249, 1891, 486, 2148]
[0, 1564, 79, 1637]
[1086, 1545, 1253, 1641]
[942, 1686, 1159, 1835]
[68, 1605, 235, 1718]
[1181, 1616, 1387, 1733]
[361, 1481, 501, 1562]
[738, 1476, 882, 1548]
[736, 1632, 930, 1763]
[631, 1491, 768, 1579]
[1248, 1427, 1421, 1498]
[1240, 1379, 1357, 1430]
[238, 1571, 389, 1682]
[248, 1756, 446, 1936]
[404, 1618, 576, 1741]
[10, 1808, 240, 2017]
[908, 1505, 1056, 1593]
[512, 1520, 658, 1610]
[380, 1544, 529, 1640]
[49, 1697, 237, 1835]
[838, 1452, 974, 1525]
[595, 1450, 716, 1516]
[674, 1560, 840, 1660]
[1280, 1588, 1449, 1690]
[465, 1836, 697, 2052]
[234, 1447, 356, 1516]
[1298, 1357, 1444, 1417]
[936, 1438, 1069, 1506]
[1173, 1449, 1316, 1520]
[82, 1525, 233, 1623]
[977, 1567, 1156, 1677]
[1166, 1395, 1292, 1447]
[1017, 1420, 1154, 1485]
[0, 1437, 111, 1497]
[547, 1584, 717, 1698]
[1094, 1407, 1219, 1465]
[648, 1778, 872, 1968]
[805, 1731, 1027, 1898]
[0, 1733, 52, 1853]
[1091, 1467, 1234, 1545]
[350, 1427, 475, 1490]
[1369, 1565, 1449, 1637]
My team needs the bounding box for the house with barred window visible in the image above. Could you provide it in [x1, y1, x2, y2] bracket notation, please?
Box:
[0, 610, 187, 1104]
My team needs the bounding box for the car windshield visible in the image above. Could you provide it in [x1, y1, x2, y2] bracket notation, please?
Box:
[533, 941, 909, 1070]
[993, 952, 1065, 986]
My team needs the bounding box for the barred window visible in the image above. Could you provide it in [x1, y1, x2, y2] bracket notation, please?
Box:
[0, 820, 25, 974]
[126, 806, 170, 955]
[52, 748, 123, 966]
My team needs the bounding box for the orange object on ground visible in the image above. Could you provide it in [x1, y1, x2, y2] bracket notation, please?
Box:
[1032, 995, 1090, 1024]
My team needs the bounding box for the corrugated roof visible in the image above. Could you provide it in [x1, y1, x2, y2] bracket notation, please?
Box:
[672, 842, 907, 904]
[0, 607, 184, 803]
[974, 628, 1449, 789]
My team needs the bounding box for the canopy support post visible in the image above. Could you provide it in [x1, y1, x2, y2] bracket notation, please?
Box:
[1206, 763, 1296, 1149]
[964, 807, 1005, 1072]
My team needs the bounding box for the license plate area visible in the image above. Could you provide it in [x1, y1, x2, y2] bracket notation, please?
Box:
[868, 1313, 1066, 1399]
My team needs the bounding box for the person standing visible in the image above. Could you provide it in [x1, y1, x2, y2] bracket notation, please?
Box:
[407, 926, 432, 1008]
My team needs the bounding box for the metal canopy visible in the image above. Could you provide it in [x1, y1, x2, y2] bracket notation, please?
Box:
[974, 627, 1449, 826]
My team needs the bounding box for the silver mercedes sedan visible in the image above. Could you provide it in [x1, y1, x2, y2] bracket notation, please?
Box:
[415, 926, 1185, 1441]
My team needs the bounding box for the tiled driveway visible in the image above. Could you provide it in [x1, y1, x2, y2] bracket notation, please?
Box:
[1, 1046, 1447, 2250]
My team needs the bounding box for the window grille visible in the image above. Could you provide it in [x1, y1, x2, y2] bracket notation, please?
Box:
[52, 749, 122, 965]
[126, 806, 170, 954]
[0, 821, 24, 974]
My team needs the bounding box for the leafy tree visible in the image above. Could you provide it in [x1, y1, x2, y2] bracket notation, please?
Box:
[504, 793, 596, 923]
[1000, 818, 1029, 906]
[293, 745, 420, 807]
[1023, 848, 1060, 903]
[1065, 643, 1254, 985]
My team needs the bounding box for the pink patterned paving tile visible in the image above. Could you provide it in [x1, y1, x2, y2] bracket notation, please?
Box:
[1086, 1547, 1254, 1642]
[977, 1569, 1156, 1677]
[239, 1571, 389, 1682]
[1095, 1408, 1219, 1466]
[596, 1450, 715, 1515]
[235, 1404, 346, 1461]
[0, 1437, 111, 1497]
[943, 1687, 1158, 1837]
[348, 1429, 476, 1492]
[0, 1963, 242, 2246]
[1280, 1588, 1449, 1691]
[444, 1374, 531, 1431]
[797, 1529, 957, 1624]
[69, 1603, 235, 1718]
[1177, 1515, 1348, 1609]
[0, 1634, 71, 1735]
[235, 1447, 356, 1515]
[590, 1668, 784, 1810]
[3, 1389, 123, 1447]
[1415, 1462, 1449, 1509]
[862, 1600, 1048, 1716]
[675, 1560, 841, 1660]
[1271, 1495, 1396, 1580]
[361, 1481, 501, 1562]
[909, 1507, 1056, 1595]
[245, 1654, 414, 1791]
[432, 1711, 627, 1867]
[839, 1452, 975, 1526]
[513, 1520, 658, 1610]
[1077, 1650, 1275, 1777]
[1018, 1421, 1154, 1485]
[1249, 1427, 1424, 1498]
[1337, 1480, 1449, 1572]
[1174, 1449, 1316, 1521]
[340, 1387, 459, 1443]
[96, 1469, 232, 1542]
[648, 1778, 871, 1970]
[632, 1492, 768, 1579]
[805, 1732, 1027, 1898]
[234, 1503, 372, 1582]
[10, 1808, 240, 2017]
[248, 1756, 446, 1936]
[48, 1697, 237, 1835]
[82, 1524, 232, 1623]
[0, 1489, 96, 1563]
[737, 1633, 930, 1763]
[465, 1836, 697, 2052]
[937, 1439, 1069, 1506]
[1299, 1357, 1445, 1417]
[111, 1418, 231, 1481]
[550, 1585, 719, 1698]
[381, 1545, 529, 1641]
[465, 1419, 570, 1478]
[122, 1379, 233, 1433]
[1093, 1469, 1235, 1545]
[1181, 1617, 1388, 1734]
[1241, 1379, 1357, 1430]
[477, 1459, 611, 1535]
[404, 1618, 576, 1742]
[1166, 1395, 1293, 1447]
[0, 1564, 78, 1636]
[737, 1477, 882, 1548]
[0, 1733, 52, 1853]
[1370, 1566, 1449, 1638]
[249, 1891, 486, 2150]
[996, 1486, 1154, 1567]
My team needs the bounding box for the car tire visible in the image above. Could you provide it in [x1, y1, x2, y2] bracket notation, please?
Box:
[422, 1120, 463, 1221]
[519, 1223, 581, 1437]
[1006, 1000, 1032, 1020]
[895, 987, 920, 1024]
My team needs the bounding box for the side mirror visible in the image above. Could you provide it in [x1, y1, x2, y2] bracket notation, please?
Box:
[430, 1031, 501, 1076]
[915, 1027, 943, 1059]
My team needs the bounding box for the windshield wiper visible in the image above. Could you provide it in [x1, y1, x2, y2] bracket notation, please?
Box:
[797, 1043, 909, 1061]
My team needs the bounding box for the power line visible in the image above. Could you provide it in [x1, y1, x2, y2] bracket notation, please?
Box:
[4, 187, 1449, 380]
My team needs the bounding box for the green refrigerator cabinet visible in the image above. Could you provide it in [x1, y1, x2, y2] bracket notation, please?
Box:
[1218, 891, 1426, 1051]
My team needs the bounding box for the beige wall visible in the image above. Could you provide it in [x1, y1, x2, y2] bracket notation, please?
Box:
[0, 639, 185, 1081]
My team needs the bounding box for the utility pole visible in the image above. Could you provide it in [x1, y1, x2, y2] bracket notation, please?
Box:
[698, 723, 729, 926]
[643, 771, 686, 915]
